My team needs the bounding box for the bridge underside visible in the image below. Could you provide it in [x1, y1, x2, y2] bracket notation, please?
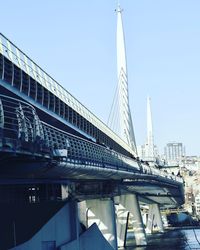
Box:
[0, 144, 184, 203]
[0, 172, 184, 208]
[0, 118, 184, 209]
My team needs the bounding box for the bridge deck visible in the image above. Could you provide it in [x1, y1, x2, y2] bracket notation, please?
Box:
[0, 33, 185, 208]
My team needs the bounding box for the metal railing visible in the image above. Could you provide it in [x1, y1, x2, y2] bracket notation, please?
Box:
[140, 162, 183, 183]
[0, 94, 183, 183]
[0, 33, 136, 157]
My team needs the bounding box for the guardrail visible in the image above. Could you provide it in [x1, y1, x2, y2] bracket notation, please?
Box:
[0, 33, 136, 158]
[0, 94, 183, 183]
[140, 162, 183, 183]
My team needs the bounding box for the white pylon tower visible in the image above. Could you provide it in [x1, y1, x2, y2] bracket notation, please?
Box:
[108, 4, 137, 154]
[145, 96, 155, 160]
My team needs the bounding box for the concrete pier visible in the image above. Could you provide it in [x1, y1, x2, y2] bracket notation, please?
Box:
[116, 194, 147, 247]
[146, 204, 164, 234]
[86, 198, 118, 250]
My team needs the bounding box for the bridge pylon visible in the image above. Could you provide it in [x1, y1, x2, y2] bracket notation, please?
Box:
[108, 4, 137, 155]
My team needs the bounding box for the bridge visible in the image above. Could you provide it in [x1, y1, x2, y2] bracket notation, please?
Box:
[0, 5, 184, 250]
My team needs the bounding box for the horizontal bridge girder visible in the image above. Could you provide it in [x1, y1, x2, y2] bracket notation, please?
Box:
[121, 179, 182, 189]
[139, 193, 181, 198]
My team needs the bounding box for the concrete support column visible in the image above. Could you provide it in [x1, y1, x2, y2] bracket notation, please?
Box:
[85, 198, 118, 250]
[162, 213, 169, 228]
[142, 212, 148, 227]
[61, 184, 69, 200]
[146, 204, 154, 234]
[146, 204, 164, 234]
[115, 198, 129, 247]
[116, 194, 147, 247]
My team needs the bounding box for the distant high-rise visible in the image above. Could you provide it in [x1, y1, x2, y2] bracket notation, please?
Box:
[164, 142, 185, 164]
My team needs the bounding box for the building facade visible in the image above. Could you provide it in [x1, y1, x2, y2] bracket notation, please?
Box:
[164, 142, 185, 165]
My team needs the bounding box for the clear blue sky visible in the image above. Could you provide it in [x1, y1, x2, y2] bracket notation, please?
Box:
[1, 0, 200, 155]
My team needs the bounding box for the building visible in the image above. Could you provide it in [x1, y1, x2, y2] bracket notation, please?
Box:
[164, 142, 185, 165]
[182, 156, 200, 170]
[194, 194, 200, 216]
